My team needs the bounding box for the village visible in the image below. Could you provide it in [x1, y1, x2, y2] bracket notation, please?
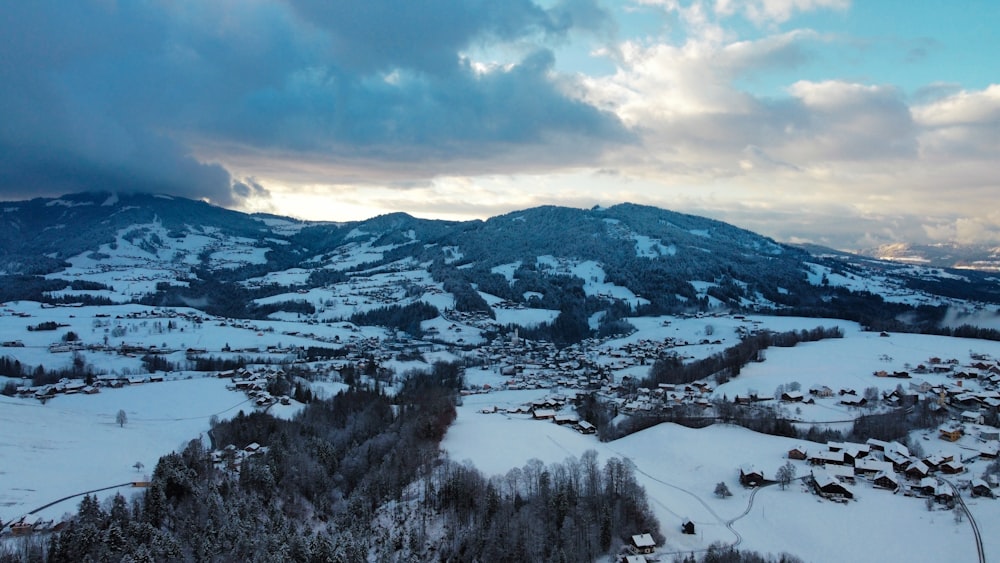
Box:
[6, 295, 1000, 560]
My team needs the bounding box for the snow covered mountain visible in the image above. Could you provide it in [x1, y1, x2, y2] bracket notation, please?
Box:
[860, 242, 1000, 272]
[1, 192, 998, 340]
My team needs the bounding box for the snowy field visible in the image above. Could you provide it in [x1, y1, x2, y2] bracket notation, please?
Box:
[0, 377, 246, 524]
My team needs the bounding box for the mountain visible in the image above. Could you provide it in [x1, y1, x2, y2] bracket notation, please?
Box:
[2, 192, 999, 341]
[859, 242, 1000, 272]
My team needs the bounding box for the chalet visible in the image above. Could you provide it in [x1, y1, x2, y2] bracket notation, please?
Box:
[934, 484, 954, 504]
[905, 461, 930, 480]
[739, 465, 765, 487]
[630, 533, 656, 554]
[780, 391, 804, 403]
[825, 464, 856, 484]
[940, 460, 965, 475]
[808, 450, 846, 466]
[971, 479, 994, 498]
[873, 471, 900, 491]
[884, 449, 913, 471]
[839, 396, 867, 408]
[961, 411, 982, 424]
[979, 442, 1000, 459]
[787, 446, 808, 461]
[809, 385, 834, 398]
[915, 477, 938, 496]
[939, 428, 963, 442]
[855, 458, 893, 478]
[532, 408, 557, 420]
[576, 420, 597, 434]
[554, 414, 579, 425]
[811, 470, 854, 501]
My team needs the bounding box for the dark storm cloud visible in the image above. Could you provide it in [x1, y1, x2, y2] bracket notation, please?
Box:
[0, 0, 627, 204]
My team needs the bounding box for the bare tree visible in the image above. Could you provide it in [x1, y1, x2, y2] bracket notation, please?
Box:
[116, 409, 127, 428]
[776, 461, 796, 490]
[714, 481, 732, 498]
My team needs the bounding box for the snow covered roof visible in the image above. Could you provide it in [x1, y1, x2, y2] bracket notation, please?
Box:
[631, 533, 656, 549]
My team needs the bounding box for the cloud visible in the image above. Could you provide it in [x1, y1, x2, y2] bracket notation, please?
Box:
[0, 0, 628, 204]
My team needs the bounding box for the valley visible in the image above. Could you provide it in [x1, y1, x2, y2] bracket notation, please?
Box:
[2, 194, 1000, 561]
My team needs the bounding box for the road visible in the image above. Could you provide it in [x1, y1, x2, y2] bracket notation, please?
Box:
[1, 482, 133, 533]
[940, 477, 985, 563]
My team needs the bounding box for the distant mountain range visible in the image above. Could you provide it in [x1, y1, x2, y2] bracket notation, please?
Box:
[1, 192, 998, 339]
[858, 242, 1000, 272]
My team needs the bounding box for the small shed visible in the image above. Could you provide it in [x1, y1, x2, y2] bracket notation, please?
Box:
[681, 518, 695, 535]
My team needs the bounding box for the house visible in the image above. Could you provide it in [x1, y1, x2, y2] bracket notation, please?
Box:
[553, 414, 579, 425]
[532, 408, 557, 420]
[811, 470, 854, 501]
[873, 471, 900, 491]
[905, 461, 930, 480]
[855, 458, 894, 478]
[934, 484, 954, 504]
[681, 519, 695, 535]
[780, 391, 804, 403]
[961, 411, 983, 424]
[630, 533, 656, 554]
[940, 460, 965, 475]
[915, 477, 938, 496]
[971, 479, 994, 498]
[939, 428, 963, 442]
[739, 465, 764, 487]
[787, 446, 808, 461]
[576, 420, 597, 434]
[808, 450, 846, 466]
[809, 385, 834, 398]
[979, 442, 1000, 459]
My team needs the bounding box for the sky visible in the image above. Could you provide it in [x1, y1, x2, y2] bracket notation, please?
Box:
[1, 0, 997, 250]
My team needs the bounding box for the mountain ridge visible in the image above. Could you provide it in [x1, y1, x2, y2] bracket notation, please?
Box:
[2, 192, 999, 342]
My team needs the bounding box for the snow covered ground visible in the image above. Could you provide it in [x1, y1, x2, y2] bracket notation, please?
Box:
[444, 321, 1000, 562]
[3, 303, 1000, 562]
[0, 376, 245, 524]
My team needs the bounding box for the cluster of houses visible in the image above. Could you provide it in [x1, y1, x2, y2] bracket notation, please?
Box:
[13, 373, 168, 401]
[749, 437, 999, 503]
[218, 367, 290, 407]
[210, 441, 268, 471]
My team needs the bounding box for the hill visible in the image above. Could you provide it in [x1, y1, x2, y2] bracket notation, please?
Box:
[1, 192, 999, 343]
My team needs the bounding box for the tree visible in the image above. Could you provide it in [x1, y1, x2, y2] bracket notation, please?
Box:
[714, 481, 732, 498]
[776, 461, 796, 490]
[116, 409, 128, 428]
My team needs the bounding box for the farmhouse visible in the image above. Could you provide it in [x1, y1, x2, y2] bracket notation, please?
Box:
[787, 446, 808, 460]
[854, 458, 894, 478]
[630, 533, 656, 554]
[739, 465, 764, 487]
[811, 470, 854, 501]
[872, 471, 900, 491]
[971, 479, 994, 498]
